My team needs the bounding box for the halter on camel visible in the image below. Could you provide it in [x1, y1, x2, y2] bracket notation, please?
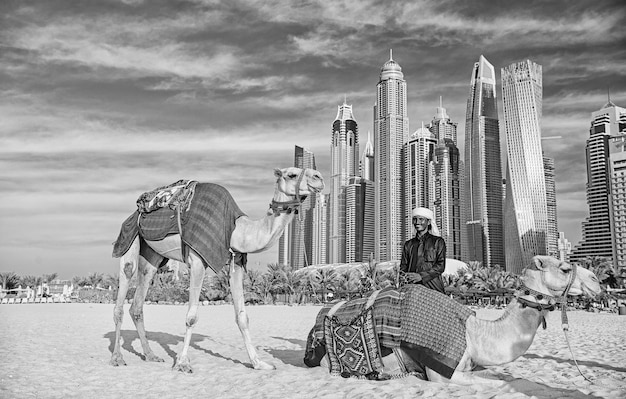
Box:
[517, 262, 591, 382]
[269, 169, 306, 216]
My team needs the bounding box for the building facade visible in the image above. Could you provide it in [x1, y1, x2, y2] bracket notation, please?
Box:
[288, 146, 318, 269]
[464, 55, 505, 268]
[570, 101, 626, 266]
[405, 124, 437, 239]
[311, 193, 328, 265]
[610, 134, 626, 272]
[374, 50, 409, 262]
[329, 100, 359, 264]
[501, 59, 551, 274]
[428, 100, 462, 260]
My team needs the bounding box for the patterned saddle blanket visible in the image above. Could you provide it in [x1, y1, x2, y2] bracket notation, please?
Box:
[112, 182, 246, 273]
[306, 285, 475, 379]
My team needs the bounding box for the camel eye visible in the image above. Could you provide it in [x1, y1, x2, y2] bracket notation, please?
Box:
[288, 173, 297, 178]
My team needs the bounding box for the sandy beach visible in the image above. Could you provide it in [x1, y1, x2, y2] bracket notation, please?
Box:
[0, 303, 625, 399]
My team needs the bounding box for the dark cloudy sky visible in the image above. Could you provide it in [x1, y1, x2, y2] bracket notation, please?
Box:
[1, 0, 625, 279]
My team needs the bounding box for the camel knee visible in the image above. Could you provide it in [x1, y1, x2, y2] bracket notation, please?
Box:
[123, 261, 136, 279]
[129, 305, 143, 323]
[186, 311, 199, 328]
[113, 306, 124, 325]
[235, 310, 249, 329]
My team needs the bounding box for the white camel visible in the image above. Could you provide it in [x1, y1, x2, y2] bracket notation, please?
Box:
[110, 167, 324, 372]
[305, 256, 601, 386]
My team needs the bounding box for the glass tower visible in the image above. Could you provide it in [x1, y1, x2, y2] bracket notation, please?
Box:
[501, 59, 550, 274]
[374, 50, 409, 262]
[570, 101, 626, 266]
[329, 100, 359, 263]
[464, 55, 505, 268]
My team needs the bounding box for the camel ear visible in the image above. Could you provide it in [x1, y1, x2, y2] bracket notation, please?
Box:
[532, 256, 546, 270]
[274, 168, 283, 178]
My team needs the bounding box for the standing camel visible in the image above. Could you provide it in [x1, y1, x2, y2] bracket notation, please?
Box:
[304, 256, 601, 386]
[110, 167, 324, 372]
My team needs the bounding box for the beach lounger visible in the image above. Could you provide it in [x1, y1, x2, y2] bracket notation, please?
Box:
[1, 298, 8, 304]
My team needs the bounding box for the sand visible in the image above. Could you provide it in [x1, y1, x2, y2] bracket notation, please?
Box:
[0, 303, 625, 399]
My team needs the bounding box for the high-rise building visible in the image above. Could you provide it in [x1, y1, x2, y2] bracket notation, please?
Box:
[405, 123, 437, 239]
[374, 50, 409, 262]
[557, 232, 572, 262]
[360, 131, 375, 181]
[311, 193, 328, 265]
[464, 55, 505, 268]
[278, 224, 290, 266]
[570, 101, 626, 266]
[345, 177, 366, 263]
[289, 145, 318, 269]
[610, 134, 626, 272]
[502, 59, 551, 274]
[428, 99, 462, 259]
[544, 155, 558, 257]
[328, 100, 359, 264]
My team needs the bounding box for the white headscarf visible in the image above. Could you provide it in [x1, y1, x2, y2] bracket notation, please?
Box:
[412, 207, 441, 237]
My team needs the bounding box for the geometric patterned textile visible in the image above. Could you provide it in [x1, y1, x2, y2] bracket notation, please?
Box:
[323, 307, 383, 378]
[400, 285, 474, 378]
[112, 182, 246, 273]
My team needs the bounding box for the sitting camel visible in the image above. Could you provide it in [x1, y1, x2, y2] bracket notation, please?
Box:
[110, 167, 324, 372]
[304, 256, 601, 386]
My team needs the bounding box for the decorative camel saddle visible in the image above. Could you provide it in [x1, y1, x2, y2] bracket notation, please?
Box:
[305, 285, 474, 380]
[112, 181, 246, 273]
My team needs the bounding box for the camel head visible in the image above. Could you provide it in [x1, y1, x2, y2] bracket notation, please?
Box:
[523, 255, 601, 299]
[273, 167, 324, 200]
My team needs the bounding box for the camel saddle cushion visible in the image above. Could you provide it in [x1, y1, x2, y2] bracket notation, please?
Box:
[112, 182, 246, 273]
[307, 285, 474, 380]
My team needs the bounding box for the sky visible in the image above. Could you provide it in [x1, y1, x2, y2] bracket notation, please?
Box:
[1, 0, 625, 280]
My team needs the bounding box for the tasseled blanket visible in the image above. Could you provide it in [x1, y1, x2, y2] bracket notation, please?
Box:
[112, 182, 246, 273]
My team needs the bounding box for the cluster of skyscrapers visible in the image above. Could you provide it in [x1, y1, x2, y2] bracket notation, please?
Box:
[278, 51, 626, 276]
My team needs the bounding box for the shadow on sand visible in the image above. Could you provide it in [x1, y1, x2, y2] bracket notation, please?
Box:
[103, 330, 249, 368]
[263, 336, 309, 368]
[522, 353, 626, 373]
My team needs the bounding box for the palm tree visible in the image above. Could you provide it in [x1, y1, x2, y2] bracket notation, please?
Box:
[20, 275, 39, 290]
[0, 272, 19, 291]
[265, 263, 287, 302]
[581, 256, 617, 288]
[334, 270, 359, 299]
[84, 272, 103, 289]
[282, 266, 303, 304]
[312, 268, 338, 303]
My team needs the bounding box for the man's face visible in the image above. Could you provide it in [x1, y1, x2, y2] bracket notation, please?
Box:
[412, 216, 430, 234]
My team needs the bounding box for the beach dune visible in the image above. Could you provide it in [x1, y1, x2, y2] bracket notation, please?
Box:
[0, 303, 625, 398]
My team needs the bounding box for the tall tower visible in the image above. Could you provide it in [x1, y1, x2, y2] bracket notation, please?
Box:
[544, 155, 558, 258]
[405, 123, 437, 239]
[290, 145, 317, 269]
[374, 50, 409, 262]
[502, 59, 549, 274]
[428, 99, 462, 260]
[360, 131, 375, 181]
[311, 193, 328, 265]
[570, 100, 626, 266]
[609, 133, 626, 272]
[329, 99, 359, 263]
[464, 55, 505, 268]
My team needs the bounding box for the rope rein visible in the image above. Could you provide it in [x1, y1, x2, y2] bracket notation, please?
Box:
[269, 170, 306, 216]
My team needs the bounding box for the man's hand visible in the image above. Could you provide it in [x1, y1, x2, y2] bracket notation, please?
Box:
[406, 272, 422, 283]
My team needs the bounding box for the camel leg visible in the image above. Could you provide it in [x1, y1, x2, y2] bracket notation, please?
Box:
[173, 250, 205, 373]
[110, 237, 139, 366]
[425, 351, 506, 387]
[229, 259, 275, 370]
[129, 241, 164, 363]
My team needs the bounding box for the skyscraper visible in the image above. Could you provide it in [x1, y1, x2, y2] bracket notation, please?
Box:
[609, 134, 626, 272]
[359, 131, 376, 261]
[544, 155, 558, 258]
[405, 123, 436, 239]
[464, 55, 505, 268]
[428, 99, 463, 260]
[374, 50, 409, 262]
[570, 100, 626, 266]
[329, 100, 359, 264]
[289, 145, 317, 269]
[360, 131, 375, 181]
[311, 193, 328, 265]
[501, 59, 552, 274]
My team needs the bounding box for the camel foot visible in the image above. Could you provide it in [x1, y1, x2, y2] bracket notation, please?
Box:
[145, 352, 165, 363]
[173, 356, 193, 373]
[253, 360, 275, 370]
[110, 353, 127, 367]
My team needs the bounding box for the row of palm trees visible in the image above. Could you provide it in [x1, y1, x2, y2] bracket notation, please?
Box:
[1, 256, 619, 304]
